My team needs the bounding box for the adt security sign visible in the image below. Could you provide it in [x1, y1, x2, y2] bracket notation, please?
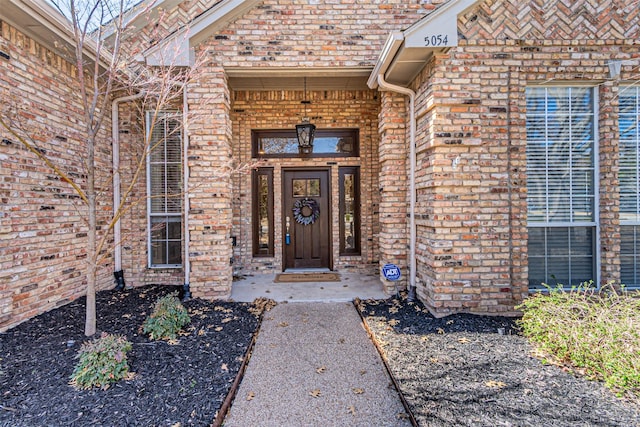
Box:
[382, 263, 401, 281]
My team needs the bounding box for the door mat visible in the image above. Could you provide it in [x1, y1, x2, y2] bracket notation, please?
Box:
[274, 272, 341, 283]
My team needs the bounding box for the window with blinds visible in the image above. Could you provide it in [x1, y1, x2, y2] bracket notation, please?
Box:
[620, 86, 640, 288]
[146, 111, 183, 268]
[526, 87, 598, 289]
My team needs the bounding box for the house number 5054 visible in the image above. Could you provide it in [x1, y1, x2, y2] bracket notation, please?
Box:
[424, 34, 449, 47]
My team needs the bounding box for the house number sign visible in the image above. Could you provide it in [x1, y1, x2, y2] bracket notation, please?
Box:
[423, 34, 449, 47]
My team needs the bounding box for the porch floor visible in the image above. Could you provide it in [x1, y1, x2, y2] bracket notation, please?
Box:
[230, 272, 390, 302]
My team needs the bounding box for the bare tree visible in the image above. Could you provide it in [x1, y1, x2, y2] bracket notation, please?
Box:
[0, 0, 206, 336]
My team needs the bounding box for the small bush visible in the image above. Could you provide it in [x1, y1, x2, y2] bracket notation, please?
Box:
[142, 292, 190, 340]
[517, 283, 640, 399]
[70, 333, 133, 390]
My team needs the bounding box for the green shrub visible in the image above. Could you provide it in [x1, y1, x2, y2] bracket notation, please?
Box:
[142, 292, 190, 340]
[517, 283, 640, 398]
[70, 333, 133, 390]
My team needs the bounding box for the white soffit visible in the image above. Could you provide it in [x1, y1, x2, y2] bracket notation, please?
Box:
[368, 0, 480, 89]
[226, 67, 372, 91]
[0, 0, 109, 67]
[144, 0, 261, 66]
[0, 0, 73, 53]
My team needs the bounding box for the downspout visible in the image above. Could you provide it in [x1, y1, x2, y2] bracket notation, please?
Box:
[112, 92, 145, 290]
[182, 85, 191, 301]
[377, 74, 417, 302]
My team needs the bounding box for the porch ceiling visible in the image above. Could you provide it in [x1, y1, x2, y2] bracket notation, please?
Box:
[227, 68, 372, 91]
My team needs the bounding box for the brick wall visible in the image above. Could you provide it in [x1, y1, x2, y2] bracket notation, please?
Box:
[0, 21, 113, 331]
[229, 89, 380, 276]
[202, 0, 438, 68]
[408, 0, 639, 315]
[186, 63, 235, 298]
[5, 0, 636, 326]
[377, 91, 409, 293]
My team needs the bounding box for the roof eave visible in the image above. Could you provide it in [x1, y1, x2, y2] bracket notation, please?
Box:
[367, 32, 405, 89]
[368, 0, 480, 89]
[144, 0, 261, 67]
[1, 0, 112, 69]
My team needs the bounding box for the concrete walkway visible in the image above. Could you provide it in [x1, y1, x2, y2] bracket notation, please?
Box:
[224, 302, 411, 427]
[230, 272, 390, 303]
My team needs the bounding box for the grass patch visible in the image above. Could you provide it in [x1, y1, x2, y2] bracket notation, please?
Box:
[517, 283, 640, 400]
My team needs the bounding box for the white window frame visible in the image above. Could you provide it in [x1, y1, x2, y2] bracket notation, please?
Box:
[526, 85, 601, 289]
[146, 111, 183, 268]
[619, 85, 640, 289]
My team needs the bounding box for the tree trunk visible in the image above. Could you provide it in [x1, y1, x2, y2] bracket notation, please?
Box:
[85, 138, 97, 336]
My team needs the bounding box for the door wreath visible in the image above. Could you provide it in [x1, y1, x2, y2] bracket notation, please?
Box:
[292, 198, 320, 225]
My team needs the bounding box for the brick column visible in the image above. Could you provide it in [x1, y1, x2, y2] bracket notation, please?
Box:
[187, 65, 233, 299]
[377, 91, 409, 293]
[599, 82, 621, 286]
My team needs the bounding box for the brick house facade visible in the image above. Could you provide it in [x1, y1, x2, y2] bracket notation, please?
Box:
[1, 0, 639, 330]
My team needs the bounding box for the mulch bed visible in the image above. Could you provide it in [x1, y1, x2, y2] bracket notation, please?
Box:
[358, 294, 640, 427]
[0, 285, 261, 427]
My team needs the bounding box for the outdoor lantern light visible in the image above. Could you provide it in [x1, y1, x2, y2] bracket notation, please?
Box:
[296, 77, 315, 154]
[296, 119, 315, 154]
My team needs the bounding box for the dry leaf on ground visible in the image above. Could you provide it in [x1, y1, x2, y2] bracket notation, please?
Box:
[485, 380, 507, 389]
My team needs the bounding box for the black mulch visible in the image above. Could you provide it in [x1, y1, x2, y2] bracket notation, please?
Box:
[0, 285, 261, 427]
[358, 295, 640, 427]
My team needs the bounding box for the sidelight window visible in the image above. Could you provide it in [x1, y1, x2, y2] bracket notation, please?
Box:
[252, 168, 274, 257]
[339, 167, 360, 255]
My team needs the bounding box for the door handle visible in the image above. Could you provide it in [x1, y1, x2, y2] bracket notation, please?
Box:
[285, 216, 291, 245]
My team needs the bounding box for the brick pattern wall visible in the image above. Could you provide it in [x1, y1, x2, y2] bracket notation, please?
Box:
[377, 91, 409, 293]
[186, 63, 235, 298]
[407, 0, 639, 315]
[229, 89, 380, 276]
[0, 21, 113, 331]
[203, 0, 438, 68]
[5, 0, 635, 326]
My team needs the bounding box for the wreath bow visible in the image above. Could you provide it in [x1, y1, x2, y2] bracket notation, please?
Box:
[292, 198, 320, 225]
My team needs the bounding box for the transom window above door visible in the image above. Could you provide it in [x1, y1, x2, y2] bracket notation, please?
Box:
[252, 129, 359, 158]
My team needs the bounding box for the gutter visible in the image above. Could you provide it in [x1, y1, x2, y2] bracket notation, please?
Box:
[112, 92, 145, 290]
[376, 74, 417, 302]
[367, 32, 404, 90]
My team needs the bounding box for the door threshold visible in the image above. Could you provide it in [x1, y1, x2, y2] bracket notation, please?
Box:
[283, 268, 331, 273]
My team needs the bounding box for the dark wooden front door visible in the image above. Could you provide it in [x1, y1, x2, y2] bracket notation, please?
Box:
[283, 169, 330, 270]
